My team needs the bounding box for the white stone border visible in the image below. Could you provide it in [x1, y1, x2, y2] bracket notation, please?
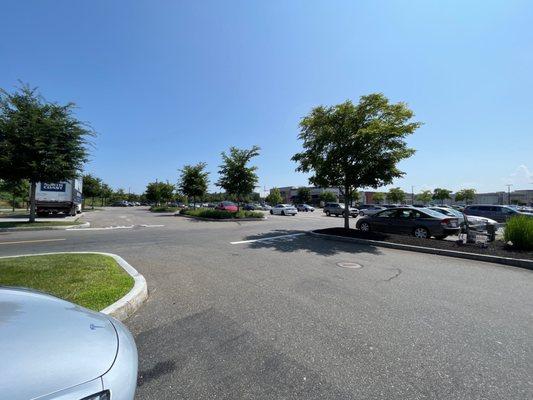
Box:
[0, 251, 148, 321]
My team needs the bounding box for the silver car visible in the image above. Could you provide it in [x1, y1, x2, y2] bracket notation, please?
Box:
[0, 287, 138, 400]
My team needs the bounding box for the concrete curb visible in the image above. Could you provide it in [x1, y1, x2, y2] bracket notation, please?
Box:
[174, 213, 267, 222]
[0, 251, 148, 320]
[0, 221, 90, 232]
[308, 231, 533, 270]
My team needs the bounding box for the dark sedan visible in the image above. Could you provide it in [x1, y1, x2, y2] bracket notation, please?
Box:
[355, 207, 460, 239]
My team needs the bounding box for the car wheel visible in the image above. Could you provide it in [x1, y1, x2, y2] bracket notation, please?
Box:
[359, 211, 365, 216]
[282, 210, 285, 216]
[413, 227, 429, 239]
[359, 222, 371, 232]
[270, 210, 273, 215]
[325, 211, 330, 216]
[434, 235, 447, 240]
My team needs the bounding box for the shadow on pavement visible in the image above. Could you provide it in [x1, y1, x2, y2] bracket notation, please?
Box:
[240, 229, 382, 257]
[135, 308, 352, 399]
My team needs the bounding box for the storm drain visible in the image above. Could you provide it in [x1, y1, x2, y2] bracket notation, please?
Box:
[336, 262, 363, 269]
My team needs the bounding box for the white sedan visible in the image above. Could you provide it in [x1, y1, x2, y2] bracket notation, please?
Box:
[270, 204, 298, 216]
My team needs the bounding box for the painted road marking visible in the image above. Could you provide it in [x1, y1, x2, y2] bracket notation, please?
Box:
[66, 224, 165, 231]
[0, 238, 66, 245]
[67, 225, 135, 231]
[230, 233, 305, 245]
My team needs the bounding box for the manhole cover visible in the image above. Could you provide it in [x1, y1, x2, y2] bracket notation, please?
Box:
[336, 262, 363, 269]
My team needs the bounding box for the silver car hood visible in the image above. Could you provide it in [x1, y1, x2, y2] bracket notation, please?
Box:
[0, 287, 118, 399]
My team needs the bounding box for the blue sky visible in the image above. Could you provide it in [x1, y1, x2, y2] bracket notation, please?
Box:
[1, 0, 532, 195]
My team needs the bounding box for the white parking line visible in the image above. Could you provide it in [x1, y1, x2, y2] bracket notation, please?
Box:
[66, 225, 135, 231]
[230, 233, 305, 244]
[0, 238, 66, 245]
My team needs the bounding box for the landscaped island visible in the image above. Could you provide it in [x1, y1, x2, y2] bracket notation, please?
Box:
[0, 253, 134, 311]
[179, 207, 264, 220]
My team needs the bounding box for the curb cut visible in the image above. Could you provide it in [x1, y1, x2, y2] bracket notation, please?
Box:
[0, 251, 148, 320]
[174, 213, 267, 222]
[0, 221, 91, 232]
[308, 231, 533, 270]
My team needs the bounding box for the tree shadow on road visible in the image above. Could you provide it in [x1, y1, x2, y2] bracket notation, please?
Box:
[238, 229, 382, 257]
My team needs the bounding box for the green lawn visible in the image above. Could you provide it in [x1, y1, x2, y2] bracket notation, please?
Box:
[0, 253, 134, 311]
[0, 220, 83, 229]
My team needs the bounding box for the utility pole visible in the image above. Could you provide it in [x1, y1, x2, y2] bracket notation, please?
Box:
[506, 184, 512, 205]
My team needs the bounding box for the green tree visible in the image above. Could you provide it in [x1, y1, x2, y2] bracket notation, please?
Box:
[0, 179, 29, 211]
[416, 190, 433, 205]
[100, 183, 113, 206]
[178, 162, 209, 209]
[145, 181, 175, 205]
[265, 188, 283, 205]
[292, 94, 421, 228]
[217, 145, 260, 208]
[387, 187, 406, 204]
[433, 188, 452, 205]
[297, 187, 312, 204]
[455, 188, 476, 204]
[319, 191, 338, 204]
[0, 84, 93, 222]
[372, 192, 385, 204]
[82, 174, 102, 209]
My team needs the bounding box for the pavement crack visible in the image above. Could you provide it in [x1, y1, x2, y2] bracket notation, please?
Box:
[384, 267, 402, 282]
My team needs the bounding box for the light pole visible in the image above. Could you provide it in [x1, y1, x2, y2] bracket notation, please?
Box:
[411, 186, 415, 205]
[506, 184, 512, 205]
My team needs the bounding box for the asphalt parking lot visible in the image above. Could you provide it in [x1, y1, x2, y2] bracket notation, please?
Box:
[0, 207, 531, 399]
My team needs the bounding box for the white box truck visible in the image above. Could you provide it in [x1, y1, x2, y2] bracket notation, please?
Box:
[35, 178, 83, 216]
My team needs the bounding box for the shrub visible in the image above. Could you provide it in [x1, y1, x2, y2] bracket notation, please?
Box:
[504, 215, 533, 251]
[181, 208, 263, 219]
[149, 205, 178, 213]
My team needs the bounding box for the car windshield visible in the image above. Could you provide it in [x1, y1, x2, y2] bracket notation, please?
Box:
[221, 201, 235, 206]
[421, 208, 449, 218]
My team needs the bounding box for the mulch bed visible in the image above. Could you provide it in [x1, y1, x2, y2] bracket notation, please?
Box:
[314, 227, 533, 261]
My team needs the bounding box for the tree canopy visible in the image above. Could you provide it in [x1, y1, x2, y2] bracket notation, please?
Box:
[387, 187, 406, 204]
[416, 190, 433, 205]
[372, 192, 385, 204]
[145, 181, 175, 204]
[0, 84, 93, 221]
[455, 188, 476, 204]
[297, 187, 312, 204]
[433, 188, 452, 204]
[217, 145, 260, 205]
[178, 163, 209, 208]
[266, 188, 283, 205]
[319, 191, 338, 203]
[292, 93, 421, 228]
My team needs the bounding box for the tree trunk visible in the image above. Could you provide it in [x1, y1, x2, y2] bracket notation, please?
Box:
[344, 185, 351, 230]
[92, 197, 95, 210]
[12, 191, 15, 212]
[29, 180, 37, 223]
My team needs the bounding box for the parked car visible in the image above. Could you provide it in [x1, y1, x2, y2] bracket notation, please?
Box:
[463, 204, 531, 223]
[296, 204, 315, 212]
[270, 204, 298, 215]
[356, 207, 461, 239]
[358, 205, 386, 216]
[215, 201, 238, 212]
[112, 201, 129, 207]
[0, 287, 138, 400]
[262, 204, 272, 211]
[323, 202, 358, 217]
[429, 206, 498, 230]
[243, 203, 257, 211]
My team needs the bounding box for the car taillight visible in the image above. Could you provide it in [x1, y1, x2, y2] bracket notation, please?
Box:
[441, 218, 457, 227]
